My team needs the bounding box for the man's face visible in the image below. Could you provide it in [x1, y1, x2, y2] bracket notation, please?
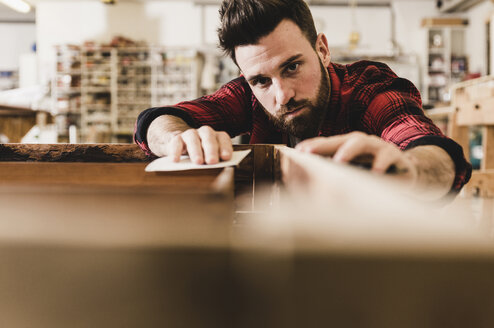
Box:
[235, 19, 332, 139]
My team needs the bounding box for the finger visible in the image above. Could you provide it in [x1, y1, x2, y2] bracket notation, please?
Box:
[374, 148, 414, 177]
[332, 135, 380, 163]
[181, 129, 204, 164]
[217, 132, 233, 161]
[372, 147, 400, 174]
[167, 135, 185, 162]
[295, 135, 350, 155]
[198, 126, 220, 164]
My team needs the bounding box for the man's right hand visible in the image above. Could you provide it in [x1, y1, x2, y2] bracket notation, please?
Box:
[147, 115, 233, 165]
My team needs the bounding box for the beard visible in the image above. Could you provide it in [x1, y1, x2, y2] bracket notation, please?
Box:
[264, 59, 331, 139]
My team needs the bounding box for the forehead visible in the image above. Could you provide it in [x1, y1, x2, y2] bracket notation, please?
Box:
[235, 19, 314, 75]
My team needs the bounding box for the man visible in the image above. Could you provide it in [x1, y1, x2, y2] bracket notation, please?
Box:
[135, 0, 471, 199]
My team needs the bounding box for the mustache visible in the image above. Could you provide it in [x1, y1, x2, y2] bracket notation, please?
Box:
[279, 98, 311, 116]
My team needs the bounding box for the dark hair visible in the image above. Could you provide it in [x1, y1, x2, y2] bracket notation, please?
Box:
[218, 0, 318, 63]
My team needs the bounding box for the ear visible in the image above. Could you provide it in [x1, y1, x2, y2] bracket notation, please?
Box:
[315, 33, 331, 66]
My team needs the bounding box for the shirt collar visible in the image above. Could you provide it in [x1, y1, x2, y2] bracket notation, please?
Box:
[317, 63, 341, 136]
[327, 62, 341, 113]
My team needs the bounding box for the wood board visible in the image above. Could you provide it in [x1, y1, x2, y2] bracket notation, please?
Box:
[0, 143, 492, 327]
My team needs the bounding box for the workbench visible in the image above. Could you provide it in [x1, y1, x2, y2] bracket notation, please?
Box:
[0, 143, 493, 328]
[0, 105, 51, 143]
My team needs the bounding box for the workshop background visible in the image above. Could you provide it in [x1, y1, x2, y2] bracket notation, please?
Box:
[2, 2, 494, 326]
[0, 0, 489, 150]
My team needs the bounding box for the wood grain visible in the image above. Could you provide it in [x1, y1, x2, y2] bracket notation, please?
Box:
[0, 143, 150, 162]
[482, 126, 494, 170]
[0, 161, 232, 192]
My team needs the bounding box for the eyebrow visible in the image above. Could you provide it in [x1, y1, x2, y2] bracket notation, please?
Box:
[279, 54, 303, 70]
[246, 53, 304, 83]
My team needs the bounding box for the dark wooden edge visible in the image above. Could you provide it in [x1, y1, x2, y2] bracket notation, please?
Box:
[0, 143, 152, 162]
[0, 143, 278, 165]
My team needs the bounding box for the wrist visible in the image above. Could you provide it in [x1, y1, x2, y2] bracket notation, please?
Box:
[402, 145, 455, 200]
[402, 151, 420, 192]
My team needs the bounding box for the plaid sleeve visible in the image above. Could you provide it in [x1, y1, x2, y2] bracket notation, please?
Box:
[362, 81, 472, 194]
[134, 77, 253, 155]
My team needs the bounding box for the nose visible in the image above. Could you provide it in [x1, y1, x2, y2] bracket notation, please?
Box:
[273, 79, 295, 107]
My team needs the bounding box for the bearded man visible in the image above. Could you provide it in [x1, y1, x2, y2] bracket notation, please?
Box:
[134, 0, 471, 199]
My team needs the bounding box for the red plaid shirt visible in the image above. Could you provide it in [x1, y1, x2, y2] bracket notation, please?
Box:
[135, 60, 471, 194]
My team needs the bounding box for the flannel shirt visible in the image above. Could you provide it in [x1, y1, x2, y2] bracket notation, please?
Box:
[135, 60, 472, 194]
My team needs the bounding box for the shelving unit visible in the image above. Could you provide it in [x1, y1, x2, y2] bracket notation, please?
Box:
[0, 70, 18, 91]
[114, 47, 153, 137]
[198, 49, 240, 95]
[53, 44, 201, 143]
[53, 45, 82, 142]
[81, 46, 113, 142]
[423, 21, 468, 105]
[152, 48, 199, 107]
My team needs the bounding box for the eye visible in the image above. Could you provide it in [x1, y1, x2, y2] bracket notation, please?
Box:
[286, 62, 300, 73]
[252, 76, 271, 88]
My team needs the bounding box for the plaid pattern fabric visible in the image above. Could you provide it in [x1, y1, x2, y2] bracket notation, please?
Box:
[135, 60, 471, 193]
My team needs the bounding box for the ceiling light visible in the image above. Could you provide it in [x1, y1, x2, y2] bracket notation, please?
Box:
[0, 0, 31, 13]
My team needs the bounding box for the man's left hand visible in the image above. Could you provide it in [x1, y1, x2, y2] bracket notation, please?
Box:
[295, 132, 457, 200]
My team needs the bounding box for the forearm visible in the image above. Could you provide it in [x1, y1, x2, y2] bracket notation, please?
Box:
[147, 115, 191, 156]
[405, 145, 456, 200]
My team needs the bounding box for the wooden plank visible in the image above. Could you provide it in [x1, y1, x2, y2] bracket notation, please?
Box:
[0, 115, 36, 142]
[233, 148, 494, 327]
[0, 162, 231, 192]
[0, 183, 234, 248]
[0, 160, 236, 327]
[272, 144, 459, 205]
[456, 97, 494, 126]
[3, 145, 494, 327]
[482, 126, 494, 170]
[0, 143, 150, 162]
[0, 104, 46, 113]
[462, 170, 494, 197]
[448, 110, 470, 160]
[453, 77, 494, 126]
[0, 143, 260, 213]
[0, 106, 53, 142]
[421, 17, 468, 26]
[234, 254, 494, 328]
[0, 143, 262, 163]
[0, 246, 232, 328]
[424, 106, 454, 121]
[275, 145, 395, 197]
